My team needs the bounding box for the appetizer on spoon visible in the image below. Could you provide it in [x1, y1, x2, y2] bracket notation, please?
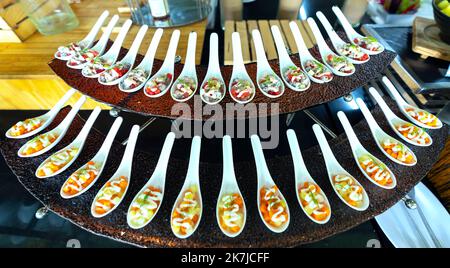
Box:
[200, 33, 226, 104]
[170, 32, 198, 102]
[356, 98, 417, 166]
[171, 136, 203, 238]
[18, 96, 87, 158]
[337, 111, 396, 189]
[316, 11, 369, 64]
[119, 28, 164, 93]
[91, 125, 140, 218]
[312, 124, 370, 211]
[382, 76, 442, 129]
[250, 135, 290, 233]
[144, 30, 180, 98]
[307, 17, 355, 76]
[127, 132, 176, 229]
[35, 107, 101, 178]
[98, 25, 148, 85]
[66, 15, 119, 69]
[286, 129, 331, 224]
[55, 10, 109, 60]
[81, 19, 133, 78]
[229, 32, 256, 103]
[332, 6, 384, 55]
[289, 21, 333, 83]
[60, 117, 123, 199]
[271, 25, 310, 91]
[6, 88, 76, 139]
[368, 87, 432, 147]
[252, 29, 285, 97]
[216, 135, 246, 237]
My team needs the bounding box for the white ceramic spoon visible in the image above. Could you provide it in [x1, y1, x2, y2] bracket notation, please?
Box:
[127, 132, 176, 229]
[286, 129, 331, 224]
[98, 25, 148, 86]
[66, 15, 119, 70]
[289, 21, 333, 83]
[18, 96, 87, 158]
[170, 136, 203, 239]
[216, 135, 247, 237]
[91, 124, 140, 218]
[60, 116, 123, 199]
[250, 135, 290, 233]
[118, 28, 164, 93]
[332, 6, 385, 55]
[316, 11, 369, 64]
[35, 107, 101, 179]
[6, 88, 76, 139]
[382, 76, 443, 129]
[252, 29, 285, 98]
[170, 32, 198, 102]
[144, 30, 180, 98]
[81, 19, 133, 78]
[356, 98, 417, 166]
[228, 32, 256, 104]
[312, 124, 370, 211]
[199, 33, 226, 105]
[271, 25, 311, 92]
[55, 10, 109, 60]
[337, 111, 397, 189]
[368, 87, 433, 147]
[307, 17, 355, 76]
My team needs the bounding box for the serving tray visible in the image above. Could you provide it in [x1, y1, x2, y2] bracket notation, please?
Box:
[48, 35, 397, 121]
[1, 98, 447, 247]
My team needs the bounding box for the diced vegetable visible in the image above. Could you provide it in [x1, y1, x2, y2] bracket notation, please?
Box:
[283, 66, 309, 90]
[405, 107, 439, 127]
[230, 78, 254, 102]
[94, 176, 128, 216]
[259, 186, 288, 228]
[172, 76, 197, 100]
[128, 185, 163, 228]
[8, 117, 43, 137]
[171, 185, 201, 236]
[381, 138, 416, 164]
[67, 48, 99, 67]
[56, 42, 82, 58]
[358, 155, 392, 186]
[337, 43, 369, 62]
[326, 54, 355, 74]
[333, 174, 364, 208]
[298, 182, 330, 221]
[258, 74, 283, 96]
[145, 73, 172, 96]
[395, 124, 431, 145]
[62, 161, 99, 196]
[120, 68, 148, 90]
[21, 133, 59, 156]
[304, 60, 333, 82]
[201, 77, 225, 103]
[99, 63, 131, 83]
[218, 193, 245, 234]
[353, 36, 382, 52]
[37, 147, 78, 177]
[83, 57, 113, 76]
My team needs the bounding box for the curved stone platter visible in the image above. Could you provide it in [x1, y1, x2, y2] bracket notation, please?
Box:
[48, 35, 397, 121]
[1, 98, 447, 247]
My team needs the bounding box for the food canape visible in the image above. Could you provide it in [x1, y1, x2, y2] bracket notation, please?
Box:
[358, 155, 393, 187]
[200, 77, 225, 103]
[304, 60, 333, 82]
[171, 76, 197, 100]
[61, 161, 100, 196]
[171, 185, 201, 237]
[259, 186, 289, 228]
[144, 73, 172, 96]
[395, 124, 431, 146]
[93, 176, 128, 216]
[325, 54, 355, 74]
[56, 43, 83, 59]
[353, 36, 383, 52]
[67, 49, 99, 67]
[119, 68, 149, 90]
[381, 138, 416, 165]
[283, 66, 309, 90]
[298, 182, 330, 222]
[332, 174, 364, 208]
[8, 118, 43, 137]
[36, 147, 78, 177]
[337, 43, 369, 62]
[128, 186, 163, 228]
[405, 108, 440, 128]
[230, 78, 255, 102]
[217, 193, 245, 235]
[258, 74, 283, 96]
[20, 133, 59, 156]
[83, 57, 113, 76]
[98, 63, 131, 83]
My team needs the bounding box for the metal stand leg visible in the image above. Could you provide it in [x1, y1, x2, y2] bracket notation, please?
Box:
[303, 109, 337, 139]
[35, 206, 49, 219]
[121, 117, 157, 145]
[109, 107, 121, 118]
[286, 113, 295, 126]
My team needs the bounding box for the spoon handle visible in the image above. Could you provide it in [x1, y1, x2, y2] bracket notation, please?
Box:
[332, 6, 359, 38]
[286, 129, 311, 179]
[96, 116, 123, 158]
[231, 32, 246, 73]
[207, 33, 221, 76]
[368, 87, 397, 119]
[103, 19, 132, 59]
[49, 88, 76, 115]
[312, 124, 340, 169]
[122, 25, 148, 64]
[92, 15, 119, 53]
[381, 76, 409, 107]
[251, 29, 271, 69]
[74, 106, 101, 143]
[161, 30, 181, 70]
[356, 97, 381, 132]
[289, 21, 311, 58]
[58, 96, 87, 128]
[82, 10, 109, 47]
[185, 136, 201, 183]
[118, 125, 140, 170]
[140, 28, 163, 70]
[183, 32, 197, 74]
[250, 135, 271, 184]
[153, 132, 176, 180]
[336, 111, 363, 150]
[307, 17, 330, 56]
[222, 135, 237, 186]
[271, 25, 293, 67]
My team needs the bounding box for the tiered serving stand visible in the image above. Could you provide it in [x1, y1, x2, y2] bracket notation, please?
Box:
[1, 33, 448, 247]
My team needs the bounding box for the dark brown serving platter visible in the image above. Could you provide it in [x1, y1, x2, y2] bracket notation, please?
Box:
[1, 98, 447, 247]
[48, 33, 397, 121]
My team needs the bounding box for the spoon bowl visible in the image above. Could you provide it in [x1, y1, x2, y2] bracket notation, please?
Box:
[144, 30, 180, 98]
[127, 132, 175, 229]
[200, 33, 227, 104]
[35, 107, 101, 179]
[91, 124, 140, 218]
[216, 135, 247, 237]
[381, 76, 443, 129]
[286, 129, 331, 224]
[271, 25, 310, 92]
[337, 111, 396, 189]
[312, 124, 370, 211]
[17, 96, 87, 158]
[250, 135, 290, 233]
[6, 88, 76, 139]
[289, 21, 333, 84]
[368, 87, 432, 147]
[119, 28, 164, 93]
[170, 136, 203, 239]
[356, 98, 417, 166]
